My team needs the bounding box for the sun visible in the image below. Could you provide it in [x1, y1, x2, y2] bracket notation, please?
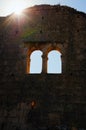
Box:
[14, 7, 23, 15]
[13, 0, 27, 15]
[8, 0, 27, 15]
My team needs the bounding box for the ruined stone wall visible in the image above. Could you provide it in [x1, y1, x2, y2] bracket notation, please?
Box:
[0, 5, 86, 129]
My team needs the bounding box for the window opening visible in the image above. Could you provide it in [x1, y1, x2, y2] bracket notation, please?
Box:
[30, 50, 43, 74]
[48, 50, 62, 74]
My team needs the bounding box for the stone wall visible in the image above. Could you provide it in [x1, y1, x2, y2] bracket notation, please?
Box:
[0, 5, 86, 129]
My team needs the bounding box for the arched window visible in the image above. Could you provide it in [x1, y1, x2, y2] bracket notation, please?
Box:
[48, 50, 62, 74]
[30, 50, 43, 74]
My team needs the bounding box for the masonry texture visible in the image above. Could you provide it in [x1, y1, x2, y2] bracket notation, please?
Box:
[0, 5, 86, 130]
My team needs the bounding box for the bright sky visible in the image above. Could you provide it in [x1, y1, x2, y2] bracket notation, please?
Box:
[0, 0, 86, 16]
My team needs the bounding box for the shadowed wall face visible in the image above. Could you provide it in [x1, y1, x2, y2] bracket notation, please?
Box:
[0, 5, 86, 129]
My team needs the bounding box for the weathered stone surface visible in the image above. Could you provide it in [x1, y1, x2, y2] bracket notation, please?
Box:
[0, 4, 86, 129]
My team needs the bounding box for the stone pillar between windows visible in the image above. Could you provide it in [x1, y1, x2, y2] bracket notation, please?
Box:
[42, 53, 48, 73]
[27, 55, 31, 73]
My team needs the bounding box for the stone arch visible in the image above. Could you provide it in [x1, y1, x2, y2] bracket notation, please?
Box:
[29, 50, 43, 74]
[26, 45, 43, 73]
[47, 46, 62, 54]
[47, 49, 62, 74]
[26, 43, 63, 74]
